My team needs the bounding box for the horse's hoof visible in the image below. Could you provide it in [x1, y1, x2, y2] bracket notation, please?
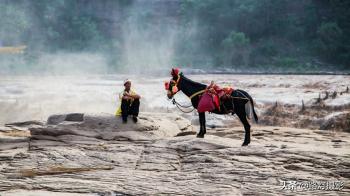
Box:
[196, 134, 204, 138]
[242, 142, 250, 146]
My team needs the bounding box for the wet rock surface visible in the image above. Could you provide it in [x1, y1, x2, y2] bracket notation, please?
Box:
[0, 113, 349, 195]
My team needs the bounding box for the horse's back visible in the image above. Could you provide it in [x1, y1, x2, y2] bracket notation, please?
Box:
[232, 89, 248, 97]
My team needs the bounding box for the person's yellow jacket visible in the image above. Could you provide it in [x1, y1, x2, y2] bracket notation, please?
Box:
[115, 89, 137, 116]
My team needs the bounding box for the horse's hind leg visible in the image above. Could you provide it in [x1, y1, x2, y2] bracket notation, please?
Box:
[237, 111, 251, 146]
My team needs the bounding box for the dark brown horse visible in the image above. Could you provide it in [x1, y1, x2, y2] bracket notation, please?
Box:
[166, 69, 258, 146]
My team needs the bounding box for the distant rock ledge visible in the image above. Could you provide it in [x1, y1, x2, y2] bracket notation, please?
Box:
[31, 112, 192, 143]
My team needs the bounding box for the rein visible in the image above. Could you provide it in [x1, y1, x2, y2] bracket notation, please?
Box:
[172, 99, 193, 108]
[172, 87, 206, 113]
[172, 98, 195, 113]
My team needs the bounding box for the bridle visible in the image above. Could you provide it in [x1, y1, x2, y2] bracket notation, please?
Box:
[170, 73, 181, 95]
[165, 73, 194, 113]
[166, 73, 205, 113]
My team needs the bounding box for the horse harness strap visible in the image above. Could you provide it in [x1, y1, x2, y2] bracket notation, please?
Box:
[189, 90, 206, 99]
[189, 89, 249, 101]
[230, 96, 250, 100]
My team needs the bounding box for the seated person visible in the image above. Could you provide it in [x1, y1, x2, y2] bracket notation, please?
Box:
[115, 79, 141, 123]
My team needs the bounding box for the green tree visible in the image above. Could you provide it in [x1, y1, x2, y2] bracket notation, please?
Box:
[221, 31, 250, 67]
[317, 22, 343, 60]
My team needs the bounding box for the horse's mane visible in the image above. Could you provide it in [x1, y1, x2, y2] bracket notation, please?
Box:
[180, 73, 207, 88]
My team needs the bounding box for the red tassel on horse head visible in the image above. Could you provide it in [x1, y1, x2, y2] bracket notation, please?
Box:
[164, 82, 169, 90]
[171, 68, 180, 77]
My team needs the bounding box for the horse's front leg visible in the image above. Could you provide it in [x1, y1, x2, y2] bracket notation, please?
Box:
[197, 112, 206, 138]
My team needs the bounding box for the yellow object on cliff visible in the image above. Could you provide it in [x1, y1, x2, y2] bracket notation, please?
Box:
[0, 45, 27, 54]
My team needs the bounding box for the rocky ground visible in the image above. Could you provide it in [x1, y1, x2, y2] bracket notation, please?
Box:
[0, 112, 349, 195]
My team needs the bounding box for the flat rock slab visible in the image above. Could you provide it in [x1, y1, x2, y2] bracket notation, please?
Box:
[30, 112, 191, 144]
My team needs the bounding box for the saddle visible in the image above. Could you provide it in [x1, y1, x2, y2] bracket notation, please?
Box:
[197, 82, 234, 113]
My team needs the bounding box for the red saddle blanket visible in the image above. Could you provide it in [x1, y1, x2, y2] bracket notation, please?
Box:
[198, 93, 216, 113]
[197, 86, 234, 113]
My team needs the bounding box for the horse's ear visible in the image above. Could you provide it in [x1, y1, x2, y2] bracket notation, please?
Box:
[171, 68, 180, 77]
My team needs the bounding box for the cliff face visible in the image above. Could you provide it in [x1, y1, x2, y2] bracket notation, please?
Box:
[0, 112, 349, 195]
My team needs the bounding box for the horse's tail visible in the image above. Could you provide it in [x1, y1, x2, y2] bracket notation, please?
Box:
[248, 94, 258, 123]
[236, 89, 258, 123]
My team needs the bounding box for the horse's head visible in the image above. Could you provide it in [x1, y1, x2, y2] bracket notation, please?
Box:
[165, 68, 181, 99]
